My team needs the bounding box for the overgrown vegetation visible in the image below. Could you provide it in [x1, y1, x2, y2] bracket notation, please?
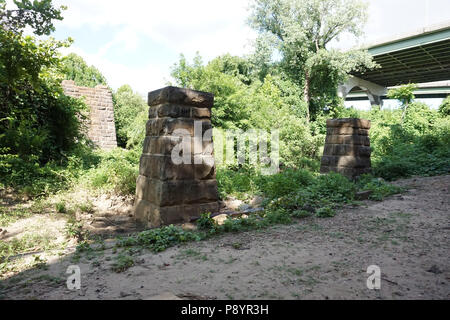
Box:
[107, 171, 401, 273]
[343, 101, 450, 180]
[1, 0, 449, 276]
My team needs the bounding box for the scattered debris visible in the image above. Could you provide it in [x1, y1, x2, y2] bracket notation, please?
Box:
[146, 292, 182, 300]
[355, 190, 373, 200]
[427, 265, 443, 274]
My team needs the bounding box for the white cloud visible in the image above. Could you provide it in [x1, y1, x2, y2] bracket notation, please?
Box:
[53, 0, 450, 94]
[54, 0, 256, 55]
[54, 0, 257, 93]
[60, 45, 169, 96]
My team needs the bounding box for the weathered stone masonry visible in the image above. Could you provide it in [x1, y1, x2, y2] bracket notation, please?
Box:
[134, 86, 219, 227]
[62, 80, 117, 150]
[320, 118, 371, 179]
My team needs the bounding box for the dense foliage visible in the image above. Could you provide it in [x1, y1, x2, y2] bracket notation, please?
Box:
[112, 85, 147, 148]
[1, 1, 449, 274]
[342, 100, 450, 180]
[170, 54, 323, 167]
[248, 0, 377, 121]
[60, 53, 107, 87]
[1, 0, 448, 203]
[0, 0, 87, 193]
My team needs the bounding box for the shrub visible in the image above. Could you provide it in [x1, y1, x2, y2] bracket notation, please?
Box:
[197, 213, 216, 231]
[80, 148, 140, 195]
[315, 206, 336, 218]
[116, 224, 205, 253]
[256, 168, 314, 199]
[55, 202, 66, 213]
[112, 85, 147, 148]
[439, 96, 450, 116]
[111, 253, 135, 273]
[365, 102, 450, 180]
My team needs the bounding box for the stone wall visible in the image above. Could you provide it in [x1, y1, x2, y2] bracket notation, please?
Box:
[62, 80, 117, 150]
[133, 86, 219, 227]
[320, 118, 371, 179]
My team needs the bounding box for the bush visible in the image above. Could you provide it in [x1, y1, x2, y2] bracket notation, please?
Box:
[80, 148, 140, 195]
[356, 175, 402, 200]
[256, 168, 314, 199]
[0, 151, 73, 197]
[315, 206, 335, 218]
[197, 213, 216, 231]
[112, 85, 147, 148]
[117, 224, 205, 253]
[363, 102, 450, 180]
[439, 96, 450, 116]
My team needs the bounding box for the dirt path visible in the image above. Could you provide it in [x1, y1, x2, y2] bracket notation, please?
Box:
[1, 175, 449, 300]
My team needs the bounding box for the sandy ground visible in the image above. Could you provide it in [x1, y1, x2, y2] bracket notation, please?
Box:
[1, 175, 449, 300]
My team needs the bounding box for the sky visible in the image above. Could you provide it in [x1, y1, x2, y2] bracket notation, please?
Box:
[7, 0, 450, 97]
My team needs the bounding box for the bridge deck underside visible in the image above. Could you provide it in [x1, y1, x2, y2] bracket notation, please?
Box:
[352, 39, 450, 87]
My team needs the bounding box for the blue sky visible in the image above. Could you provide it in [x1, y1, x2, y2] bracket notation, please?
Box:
[8, 0, 450, 96]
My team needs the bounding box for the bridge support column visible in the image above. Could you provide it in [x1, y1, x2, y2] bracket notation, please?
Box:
[338, 76, 387, 107]
[366, 92, 383, 106]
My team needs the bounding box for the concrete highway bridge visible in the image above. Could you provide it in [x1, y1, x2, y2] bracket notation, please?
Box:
[339, 21, 450, 106]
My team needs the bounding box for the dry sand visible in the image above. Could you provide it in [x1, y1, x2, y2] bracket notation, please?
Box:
[1, 175, 449, 300]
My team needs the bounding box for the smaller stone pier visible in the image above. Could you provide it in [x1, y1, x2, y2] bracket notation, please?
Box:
[133, 86, 220, 227]
[320, 118, 371, 179]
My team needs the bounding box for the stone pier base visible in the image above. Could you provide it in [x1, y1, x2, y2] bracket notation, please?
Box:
[133, 86, 219, 227]
[320, 118, 371, 179]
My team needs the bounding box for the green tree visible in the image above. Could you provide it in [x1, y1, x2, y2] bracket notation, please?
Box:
[0, 0, 65, 35]
[0, 0, 84, 164]
[170, 53, 253, 129]
[248, 0, 377, 121]
[60, 53, 107, 87]
[170, 54, 322, 166]
[387, 83, 417, 121]
[113, 85, 147, 148]
[438, 96, 450, 116]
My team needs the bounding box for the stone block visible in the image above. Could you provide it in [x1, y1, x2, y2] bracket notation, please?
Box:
[133, 198, 219, 227]
[320, 155, 371, 168]
[326, 127, 370, 136]
[148, 86, 214, 108]
[191, 107, 211, 119]
[147, 104, 212, 120]
[135, 176, 218, 206]
[320, 165, 371, 178]
[194, 155, 216, 180]
[146, 118, 211, 136]
[158, 103, 192, 118]
[142, 136, 188, 155]
[139, 154, 195, 180]
[326, 118, 371, 129]
[325, 134, 370, 145]
[323, 144, 371, 157]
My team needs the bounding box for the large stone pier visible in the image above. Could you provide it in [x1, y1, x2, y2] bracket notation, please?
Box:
[320, 118, 371, 179]
[62, 80, 117, 150]
[133, 86, 219, 227]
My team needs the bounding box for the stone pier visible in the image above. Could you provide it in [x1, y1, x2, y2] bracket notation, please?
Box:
[320, 118, 371, 179]
[133, 86, 220, 227]
[62, 80, 117, 150]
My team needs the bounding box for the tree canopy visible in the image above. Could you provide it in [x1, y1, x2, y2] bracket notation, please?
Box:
[248, 0, 377, 120]
[113, 84, 147, 148]
[61, 53, 107, 88]
[0, 0, 84, 165]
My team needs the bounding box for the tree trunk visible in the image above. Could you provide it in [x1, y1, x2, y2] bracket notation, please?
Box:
[401, 103, 408, 123]
[304, 71, 311, 122]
